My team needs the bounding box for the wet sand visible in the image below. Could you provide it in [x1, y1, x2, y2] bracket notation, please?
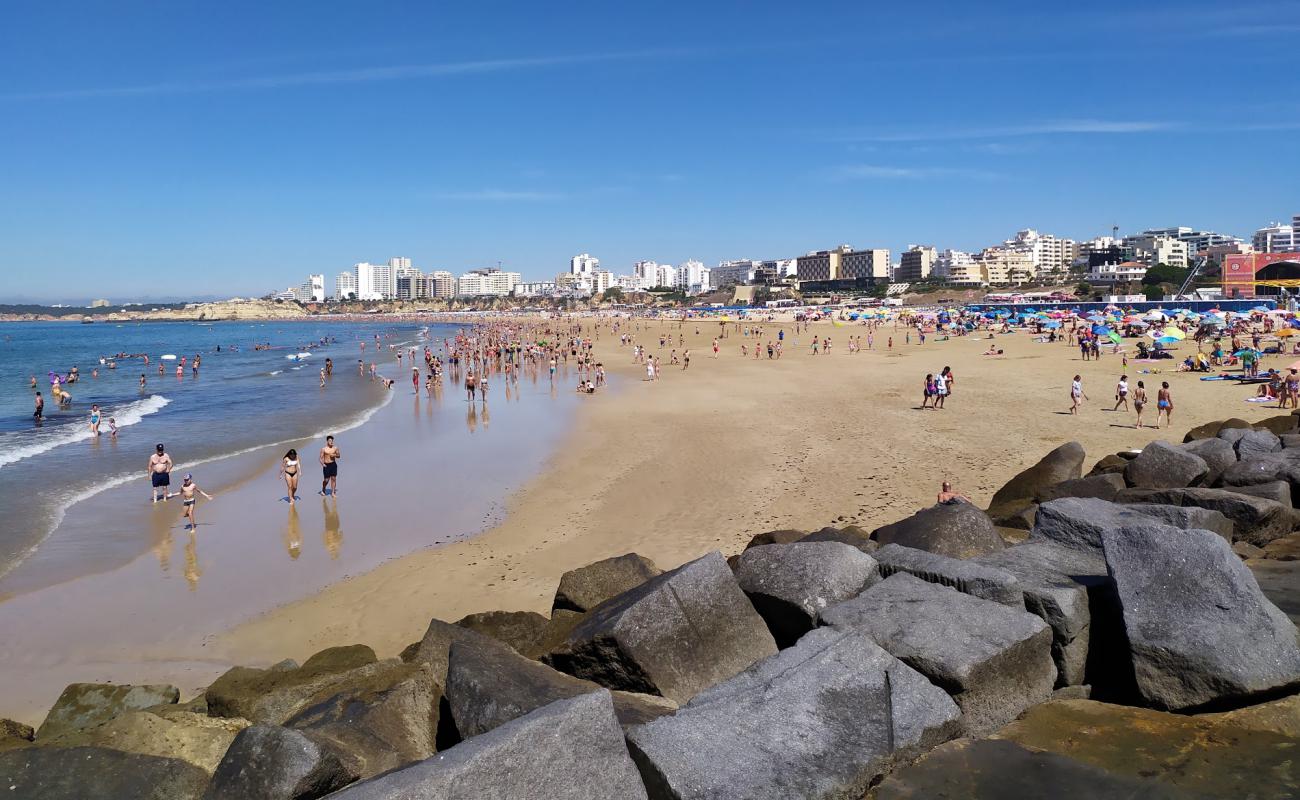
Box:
[214, 319, 1285, 684]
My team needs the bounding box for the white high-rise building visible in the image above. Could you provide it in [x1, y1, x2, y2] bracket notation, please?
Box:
[388, 256, 412, 270]
[633, 260, 664, 289]
[934, 250, 983, 285]
[1123, 234, 1190, 268]
[1004, 230, 1076, 275]
[335, 271, 358, 301]
[839, 248, 891, 281]
[355, 262, 389, 301]
[712, 259, 761, 287]
[1139, 226, 1243, 255]
[430, 271, 455, 298]
[571, 253, 600, 275]
[394, 267, 424, 300]
[457, 268, 522, 297]
[1253, 216, 1300, 252]
[298, 274, 325, 303]
[674, 260, 710, 294]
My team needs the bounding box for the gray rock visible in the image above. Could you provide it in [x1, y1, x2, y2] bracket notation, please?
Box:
[203, 724, 356, 800]
[873, 543, 1023, 607]
[1236, 429, 1283, 460]
[400, 617, 499, 685]
[40, 710, 248, 775]
[453, 610, 549, 657]
[872, 501, 1005, 559]
[207, 657, 414, 727]
[284, 663, 440, 780]
[1101, 522, 1300, 710]
[1116, 487, 1295, 546]
[1250, 560, 1300, 627]
[732, 541, 879, 646]
[1227, 480, 1294, 508]
[329, 691, 649, 800]
[1184, 418, 1227, 443]
[1179, 437, 1237, 486]
[626, 628, 960, 800]
[553, 553, 662, 613]
[1281, 434, 1300, 449]
[820, 574, 1055, 736]
[36, 683, 179, 740]
[1123, 441, 1208, 489]
[799, 525, 878, 554]
[988, 442, 1086, 519]
[1119, 504, 1235, 542]
[1086, 453, 1128, 477]
[1255, 414, 1299, 437]
[445, 634, 675, 740]
[544, 551, 777, 705]
[742, 529, 805, 550]
[1217, 426, 1253, 447]
[1034, 498, 1232, 555]
[1034, 473, 1126, 503]
[0, 746, 210, 800]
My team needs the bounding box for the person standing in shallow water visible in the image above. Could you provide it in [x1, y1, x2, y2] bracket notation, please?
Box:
[148, 443, 173, 503]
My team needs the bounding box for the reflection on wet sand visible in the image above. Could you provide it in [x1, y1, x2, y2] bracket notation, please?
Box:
[323, 498, 342, 560]
[481, 401, 490, 430]
[284, 508, 302, 560]
[466, 404, 478, 434]
[184, 533, 201, 591]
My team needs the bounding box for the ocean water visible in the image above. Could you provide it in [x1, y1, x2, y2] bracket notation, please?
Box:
[0, 319, 433, 578]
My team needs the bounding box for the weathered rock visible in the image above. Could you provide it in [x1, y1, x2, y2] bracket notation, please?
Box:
[552, 553, 662, 613]
[1101, 522, 1300, 709]
[1123, 440, 1208, 489]
[453, 610, 548, 656]
[0, 719, 34, 752]
[329, 691, 649, 800]
[1116, 486, 1295, 545]
[445, 634, 675, 740]
[40, 710, 248, 775]
[1118, 503, 1235, 541]
[544, 551, 777, 704]
[284, 663, 440, 780]
[1227, 479, 1294, 507]
[207, 657, 410, 726]
[1263, 531, 1300, 560]
[1178, 437, 1237, 485]
[820, 573, 1055, 735]
[732, 541, 879, 646]
[532, 609, 586, 657]
[401, 617, 498, 685]
[1034, 473, 1125, 503]
[1281, 433, 1300, 449]
[799, 525, 878, 554]
[36, 683, 179, 740]
[1236, 428, 1283, 460]
[203, 724, 356, 800]
[987, 442, 1085, 518]
[1255, 414, 1299, 436]
[742, 529, 805, 550]
[873, 543, 1023, 607]
[871, 738, 1182, 800]
[1233, 541, 1266, 559]
[989, 698, 1300, 798]
[300, 645, 376, 673]
[0, 746, 210, 800]
[991, 501, 1038, 530]
[1183, 418, 1226, 443]
[1216, 425, 1253, 447]
[872, 502, 1005, 559]
[1051, 684, 1092, 701]
[975, 541, 1108, 688]
[1034, 497, 1232, 554]
[1086, 453, 1128, 477]
[626, 628, 959, 800]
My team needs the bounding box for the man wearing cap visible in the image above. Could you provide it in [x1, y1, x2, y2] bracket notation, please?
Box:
[148, 443, 174, 504]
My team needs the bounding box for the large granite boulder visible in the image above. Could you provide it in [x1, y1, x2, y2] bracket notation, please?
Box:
[445, 635, 674, 740]
[328, 691, 649, 800]
[1236, 429, 1283, 460]
[873, 543, 1023, 607]
[1179, 437, 1237, 486]
[453, 610, 549, 657]
[742, 529, 805, 550]
[987, 442, 1085, 519]
[0, 746, 210, 800]
[1219, 451, 1300, 501]
[1101, 522, 1300, 709]
[820, 573, 1055, 736]
[625, 628, 959, 800]
[1116, 487, 1295, 545]
[1183, 418, 1227, 443]
[1254, 414, 1299, 436]
[871, 738, 1182, 800]
[1229, 479, 1294, 507]
[36, 683, 179, 740]
[400, 617, 499, 685]
[208, 652, 425, 727]
[1119, 504, 1235, 542]
[1034, 497, 1232, 554]
[1217, 425, 1253, 447]
[552, 553, 662, 613]
[39, 710, 248, 775]
[203, 724, 356, 800]
[799, 525, 878, 554]
[0, 719, 33, 752]
[872, 502, 1004, 559]
[544, 551, 777, 704]
[284, 663, 440, 780]
[1034, 473, 1125, 503]
[1123, 441, 1208, 489]
[732, 541, 878, 646]
[1086, 453, 1128, 477]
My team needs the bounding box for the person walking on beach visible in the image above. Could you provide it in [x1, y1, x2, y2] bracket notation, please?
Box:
[320, 435, 340, 496]
[178, 473, 213, 530]
[279, 448, 301, 506]
[1133, 380, 1148, 428]
[1069, 375, 1087, 415]
[33, 392, 43, 423]
[922, 373, 935, 409]
[148, 443, 173, 504]
[1112, 375, 1129, 412]
[1156, 382, 1173, 429]
[465, 370, 477, 401]
[934, 370, 948, 409]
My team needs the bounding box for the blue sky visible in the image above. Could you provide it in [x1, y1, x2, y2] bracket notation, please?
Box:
[2, 1, 1298, 300]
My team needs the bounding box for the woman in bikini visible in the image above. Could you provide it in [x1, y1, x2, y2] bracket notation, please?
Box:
[1156, 382, 1173, 429]
[279, 448, 301, 506]
[1132, 380, 1147, 429]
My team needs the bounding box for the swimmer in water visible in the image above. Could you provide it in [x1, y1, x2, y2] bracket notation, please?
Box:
[178, 473, 214, 530]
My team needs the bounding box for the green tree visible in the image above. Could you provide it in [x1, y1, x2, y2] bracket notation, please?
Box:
[1142, 263, 1189, 287]
[1075, 281, 1092, 297]
[1142, 283, 1165, 301]
[602, 287, 625, 303]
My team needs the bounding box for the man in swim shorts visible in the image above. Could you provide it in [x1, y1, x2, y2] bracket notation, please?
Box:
[320, 435, 340, 496]
[148, 443, 173, 504]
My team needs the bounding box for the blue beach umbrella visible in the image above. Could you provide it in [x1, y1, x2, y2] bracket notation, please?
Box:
[1044, 321, 1061, 329]
[1156, 336, 1180, 346]
[1091, 324, 1111, 336]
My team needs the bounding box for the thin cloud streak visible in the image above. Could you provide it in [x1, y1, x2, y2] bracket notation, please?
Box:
[430, 189, 567, 202]
[835, 119, 1174, 143]
[1, 49, 690, 102]
[825, 164, 1004, 181]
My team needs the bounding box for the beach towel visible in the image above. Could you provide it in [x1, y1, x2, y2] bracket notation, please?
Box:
[1245, 396, 1277, 403]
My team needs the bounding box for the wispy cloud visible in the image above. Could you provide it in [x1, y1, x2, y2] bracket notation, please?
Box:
[824, 164, 1004, 181]
[429, 189, 567, 202]
[1221, 23, 1300, 36]
[834, 119, 1173, 144]
[0, 49, 689, 102]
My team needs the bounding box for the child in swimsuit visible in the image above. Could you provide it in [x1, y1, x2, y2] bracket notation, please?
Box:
[178, 474, 214, 530]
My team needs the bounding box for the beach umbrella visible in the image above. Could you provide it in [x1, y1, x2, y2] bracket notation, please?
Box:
[1044, 320, 1061, 329]
[1278, 329, 1298, 337]
[1086, 314, 1105, 323]
[1108, 332, 1122, 344]
[1156, 336, 1181, 346]
[1145, 310, 1167, 321]
[1161, 326, 1186, 340]
[1091, 324, 1111, 336]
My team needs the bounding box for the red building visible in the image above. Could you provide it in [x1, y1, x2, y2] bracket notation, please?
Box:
[1223, 252, 1300, 299]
